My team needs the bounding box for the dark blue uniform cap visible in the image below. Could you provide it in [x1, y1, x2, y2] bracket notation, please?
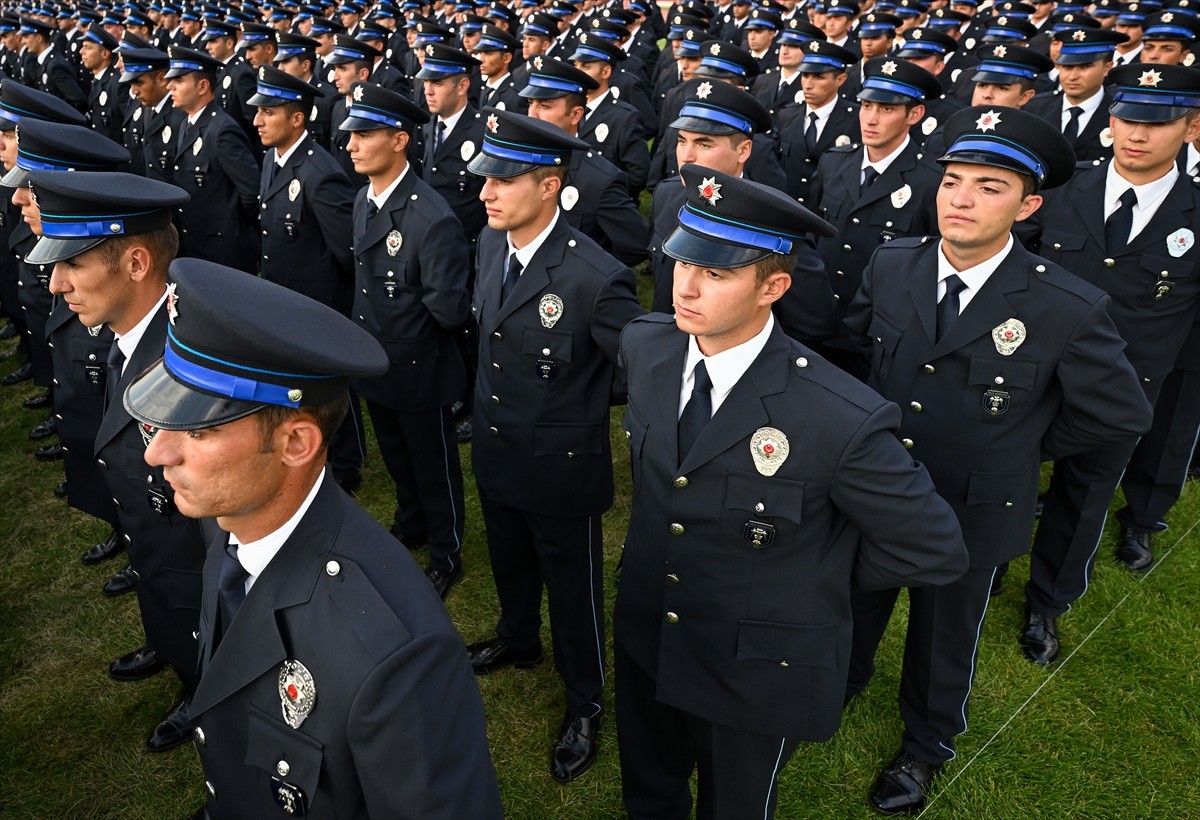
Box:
[339, 82, 430, 132]
[164, 45, 223, 77]
[859, 11, 902, 35]
[1049, 11, 1102, 32]
[587, 19, 628, 40]
[1109, 62, 1200, 121]
[308, 15, 345, 34]
[415, 43, 481, 79]
[124, 258, 389, 431]
[25, 170, 189, 264]
[0, 79, 88, 131]
[665, 164, 835, 269]
[248, 64, 324, 106]
[1143, 10, 1200, 39]
[694, 40, 760, 80]
[274, 31, 320, 60]
[824, 0, 860, 15]
[472, 23, 519, 52]
[776, 17, 825, 45]
[1053, 27, 1128, 63]
[859, 57, 942, 102]
[569, 32, 627, 63]
[928, 7, 971, 27]
[18, 16, 55, 37]
[236, 21, 276, 49]
[797, 38, 858, 71]
[981, 15, 1039, 40]
[413, 20, 454, 44]
[671, 78, 772, 135]
[970, 43, 1054, 82]
[201, 17, 237, 39]
[519, 56, 599, 99]
[356, 20, 391, 42]
[520, 11, 560, 37]
[2, 119, 130, 188]
[745, 7, 783, 30]
[939, 105, 1076, 189]
[84, 26, 120, 50]
[324, 32, 382, 63]
[467, 106, 590, 178]
[119, 47, 169, 81]
[119, 33, 156, 51]
[895, 27, 958, 58]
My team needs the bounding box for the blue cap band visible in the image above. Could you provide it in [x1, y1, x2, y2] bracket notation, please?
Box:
[574, 44, 614, 61]
[169, 59, 207, 72]
[424, 57, 469, 73]
[677, 206, 795, 254]
[589, 27, 621, 39]
[255, 83, 305, 101]
[345, 104, 410, 128]
[529, 73, 585, 93]
[677, 42, 702, 56]
[699, 55, 748, 76]
[482, 138, 566, 165]
[862, 75, 928, 99]
[1145, 23, 1198, 37]
[122, 62, 158, 73]
[522, 22, 552, 35]
[1116, 13, 1147, 23]
[1059, 41, 1119, 55]
[802, 52, 848, 68]
[976, 60, 1037, 78]
[276, 45, 311, 57]
[476, 35, 511, 50]
[240, 32, 271, 42]
[166, 329, 320, 408]
[947, 136, 1046, 181]
[860, 21, 897, 32]
[677, 101, 754, 133]
[39, 216, 135, 238]
[332, 45, 369, 59]
[1113, 88, 1200, 107]
[18, 152, 111, 172]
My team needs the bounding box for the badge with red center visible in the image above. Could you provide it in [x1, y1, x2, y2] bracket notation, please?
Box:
[279, 660, 316, 729]
[698, 176, 722, 206]
[539, 293, 564, 328]
[975, 109, 1001, 132]
[486, 113, 499, 133]
[138, 422, 158, 447]
[991, 317, 1026, 356]
[750, 427, 790, 476]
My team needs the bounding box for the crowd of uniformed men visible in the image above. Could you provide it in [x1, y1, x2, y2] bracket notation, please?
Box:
[0, 0, 1198, 814]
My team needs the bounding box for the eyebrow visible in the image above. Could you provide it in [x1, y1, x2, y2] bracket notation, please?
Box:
[944, 171, 1012, 187]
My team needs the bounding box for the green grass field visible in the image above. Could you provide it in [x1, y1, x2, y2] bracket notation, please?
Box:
[2, 290, 1199, 819]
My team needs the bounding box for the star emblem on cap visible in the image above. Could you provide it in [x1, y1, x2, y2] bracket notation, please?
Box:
[752, 8, 759, 15]
[997, 15, 1008, 23]
[417, 22, 425, 30]
[699, 176, 722, 205]
[912, 29, 923, 38]
[975, 109, 1002, 132]
[710, 42, 721, 55]
[425, 44, 434, 54]
[353, 84, 364, 100]
[673, 14, 682, 23]
[685, 29, 694, 39]
[486, 112, 499, 132]
[993, 44, 1008, 57]
[1139, 68, 1163, 86]
[881, 60, 898, 75]
[259, 66, 266, 78]
[1162, 11, 1175, 20]
[534, 55, 543, 69]
[1064, 13, 1076, 20]
[810, 40, 821, 50]
[1072, 29, 1086, 39]
[696, 80, 713, 98]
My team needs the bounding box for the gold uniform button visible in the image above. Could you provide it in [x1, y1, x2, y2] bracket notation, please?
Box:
[901, 438, 914, 449]
[669, 523, 685, 535]
[923, 364, 935, 374]
[673, 476, 689, 488]
[1104, 258, 1115, 267]
[665, 612, 679, 624]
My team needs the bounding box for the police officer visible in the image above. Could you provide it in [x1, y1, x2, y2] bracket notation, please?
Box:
[120, 258, 502, 819]
[30, 169, 204, 753]
[472, 24, 527, 111]
[163, 46, 261, 272]
[465, 108, 644, 784]
[615, 163, 967, 820]
[341, 82, 471, 599]
[325, 33, 384, 186]
[19, 16, 86, 112]
[274, 31, 339, 151]
[844, 107, 1153, 814]
[81, 25, 123, 144]
[200, 18, 259, 149]
[119, 47, 180, 183]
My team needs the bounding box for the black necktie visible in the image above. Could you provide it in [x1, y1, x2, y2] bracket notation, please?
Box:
[215, 541, 250, 649]
[104, 338, 124, 411]
[500, 253, 522, 306]
[774, 78, 793, 108]
[861, 166, 879, 193]
[365, 200, 379, 222]
[804, 111, 818, 154]
[936, 274, 968, 343]
[433, 120, 445, 155]
[1105, 188, 1137, 252]
[677, 360, 713, 463]
[1063, 105, 1082, 142]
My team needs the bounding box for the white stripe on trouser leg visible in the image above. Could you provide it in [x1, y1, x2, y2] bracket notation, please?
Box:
[937, 567, 997, 761]
[586, 516, 604, 712]
[437, 409, 461, 570]
[1073, 456, 1132, 613]
[763, 737, 787, 820]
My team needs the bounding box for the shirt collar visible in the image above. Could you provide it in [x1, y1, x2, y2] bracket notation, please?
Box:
[114, 289, 168, 367]
[232, 467, 327, 589]
[37, 46, 52, 65]
[275, 130, 310, 167]
[936, 232, 1014, 292]
[1106, 158, 1178, 214]
[438, 104, 467, 134]
[368, 162, 410, 211]
[586, 87, 611, 113]
[682, 312, 775, 413]
[1064, 86, 1104, 116]
[1187, 143, 1200, 177]
[508, 208, 560, 268]
[809, 95, 839, 121]
[862, 134, 910, 175]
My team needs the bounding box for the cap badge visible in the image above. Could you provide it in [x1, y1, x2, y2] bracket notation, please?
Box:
[579, 32, 588, 42]
[709, 42, 722, 55]
[138, 422, 158, 447]
[539, 293, 564, 328]
[997, 15, 1008, 24]
[193, 137, 203, 155]
[561, 184, 580, 210]
[696, 81, 713, 99]
[891, 183, 912, 208]
[881, 60, 898, 75]
[1138, 68, 1162, 87]
[991, 317, 1026, 356]
[595, 122, 609, 142]
[750, 426, 790, 476]
[1167, 228, 1194, 258]
[278, 659, 316, 729]
[810, 40, 821, 51]
[259, 66, 267, 79]
[975, 109, 1002, 132]
[533, 55, 544, 70]
[461, 139, 475, 160]
[386, 230, 403, 255]
[425, 43, 435, 55]
[166, 282, 179, 326]
[353, 84, 364, 101]
[912, 29, 923, 38]
[486, 112, 499, 132]
[288, 179, 301, 201]
[162, 124, 172, 144]
[685, 29, 695, 39]
[993, 44, 1007, 57]
[698, 176, 722, 205]
[1071, 29, 1086, 40]
[1161, 11, 1174, 20]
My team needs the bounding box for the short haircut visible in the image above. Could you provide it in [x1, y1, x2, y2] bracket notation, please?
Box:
[95, 224, 179, 274]
[253, 393, 349, 454]
[754, 252, 797, 284]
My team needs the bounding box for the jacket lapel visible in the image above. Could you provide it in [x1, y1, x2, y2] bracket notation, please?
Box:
[94, 306, 167, 452]
[905, 242, 939, 343]
[929, 241, 1030, 357]
[1121, 174, 1196, 256]
[491, 216, 568, 327]
[1071, 161, 1108, 247]
[263, 134, 311, 201]
[647, 329, 689, 469]
[357, 170, 415, 253]
[853, 141, 918, 212]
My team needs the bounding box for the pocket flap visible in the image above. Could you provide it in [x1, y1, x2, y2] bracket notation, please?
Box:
[245, 703, 324, 801]
[736, 619, 838, 669]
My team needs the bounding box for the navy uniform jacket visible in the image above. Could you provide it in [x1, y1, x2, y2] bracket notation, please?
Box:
[32, 48, 86, 111]
[776, 98, 861, 204]
[94, 307, 205, 676]
[420, 106, 488, 245]
[86, 64, 123, 144]
[609, 72, 659, 136]
[845, 237, 1153, 566]
[578, 92, 650, 195]
[190, 474, 502, 820]
[0, 46, 21, 80]
[650, 128, 788, 195]
[911, 94, 965, 147]
[1024, 90, 1116, 165]
[471, 216, 644, 516]
[560, 148, 650, 267]
[141, 98, 183, 183]
[306, 71, 339, 152]
[169, 100, 262, 272]
[329, 97, 368, 189]
[350, 168, 471, 412]
[214, 56, 259, 149]
[750, 70, 802, 120]
[11, 224, 53, 387]
[479, 73, 528, 113]
[614, 314, 968, 739]
[260, 133, 356, 312]
[1034, 160, 1200, 383]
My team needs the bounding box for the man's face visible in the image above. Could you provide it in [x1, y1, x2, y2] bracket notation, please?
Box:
[937, 163, 1040, 253]
[246, 41, 276, 68]
[1111, 114, 1200, 178]
[21, 32, 49, 54]
[462, 30, 481, 50]
[475, 48, 509, 77]
[48, 244, 134, 328]
[522, 33, 550, 59]
[180, 19, 201, 37]
[675, 129, 751, 176]
[859, 99, 921, 149]
[168, 72, 204, 113]
[205, 35, 236, 61]
[479, 170, 553, 232]
[277, 54, 312, 79]
[801, 70, 846, 107]
[859, 32, 892, 58]
[423, 76, 466, 117]
[103, 22, 124, 40]
[527, 96, 581, 133]
[254, 105, 301, 149]
[10, 184, 41, 234]
[573, 58, 610, 87]
[904, 54, 944, 75]
[0, 130, 16, 172]
[971, 80, 1033, 107]
[80, 41, 110, 71]
[1057, 59, 1110, 102]
[314, 31, 335, 56]
[824, 13, 852, 39]
[346, 127, 406, 177]
[950, 2, 976, 15]
[778, 42, 803, 70]
[672, 260, 788, 353]
[1141, 39, 1186, 64]
[1114, 22, 1143, 47]
[679, 54, 703, 81]
[130, 71, 170, 106]
[332, 62, 368, 94]
[1030, 0, 1054, 22]
[745, 27, 775, 52]
[733, 2, 752, 20]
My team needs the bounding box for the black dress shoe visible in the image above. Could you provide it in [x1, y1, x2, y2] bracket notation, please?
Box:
[29, 416, 57, 440]
[54, 480, 69, 498]
[456, 418, 472, 444]
[1116, 527, 1154, 572]
[103, 565, 139, 597]
[109, 646, 166, 681]
[425, 563, 463, 600]
[466, 636, 544, 675]
[22, 389, 51, 409]
[34, 443, 65, 461]
[82, 530, 125, 565]
[869, 751, 941, 815]
[147, 699, 193, 753]
[1, 361, 32, 385]
[1019, 607, 1059, 665]
[550, 711, 601, 784]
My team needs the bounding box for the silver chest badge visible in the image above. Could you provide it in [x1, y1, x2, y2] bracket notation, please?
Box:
[386, 230, 403, 256]
[1167, 228, 1194, 258]
[162, 124, 172, 144]
[891, 183, 912, 208]
[595, 122, 609, 142]
[539, 294, 564, 328]
[460, 139, 475, 161]
[992, 318, 1026, 355]
[288, 179, 301, 201]
[279, 659, 316, 729]
[193, 137, 203, 155]
[560, 185, 579, 211]
[750, 427, 790, 476]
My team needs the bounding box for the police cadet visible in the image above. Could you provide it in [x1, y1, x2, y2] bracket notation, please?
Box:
[81, 25, 123, 144]
[30, 169, 205, 753]
[775, 39, 861, 204]
[240, 21, 280, 69]
[472, 24, 527, 111]
[810, 56, 944, 378]
[274, 31, 338, 151]
[326, 33, 385, 185]
[465, 108, 644, 783]
[200, 17, 259, 149]
[615, 163, 967, 820]
[119, 259, 502, 819]
[19, 16, 86, 112]
[843, 106, 1152, 815]
[163, 46, 261, 272]
[1022, 64, 1200, 662]
[520, 57, 650, 266]
[1025, 28, 1128, 162]
[894, 28, 966, 144]
[120, 47, 179, 183]
[341, 82, 471, 599]
[1140, 10, 1200, 65]
[843, 11, 903, 98]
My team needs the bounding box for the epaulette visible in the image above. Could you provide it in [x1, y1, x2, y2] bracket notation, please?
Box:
[829, 142, 859, 152]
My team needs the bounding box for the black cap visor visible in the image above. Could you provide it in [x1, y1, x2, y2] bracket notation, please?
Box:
[24, 235, 109, 265]
[124, 359, 269, 431]
[663, 225, 773, 269]
[670, 113, 739, 135]
[1109, 100, 1193, 122]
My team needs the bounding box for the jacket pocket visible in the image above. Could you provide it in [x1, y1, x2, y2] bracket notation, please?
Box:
[736, 619, 838, 669]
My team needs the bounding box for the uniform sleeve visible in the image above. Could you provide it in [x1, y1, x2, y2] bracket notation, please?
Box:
[51, 62, 86, 111]
[590, 263, 645, 372]
[417, 211, 471, 332]
[842, 247, 878, 358]
[216, 122, 263, 208]
[615, 115, 651, 195]
[771, 239, 837, 345]
[312, 166, 357, 277]
[348, 630, 503, 820]
[595, 171, 650, 267]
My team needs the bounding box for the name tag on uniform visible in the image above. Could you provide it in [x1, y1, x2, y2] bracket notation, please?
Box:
[146, 487, 171, 515]
[536, 359, 557, 380]
[744, 519, 776, 548]
[84, 364, 105, 388]
[271, 777, 307, 816]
